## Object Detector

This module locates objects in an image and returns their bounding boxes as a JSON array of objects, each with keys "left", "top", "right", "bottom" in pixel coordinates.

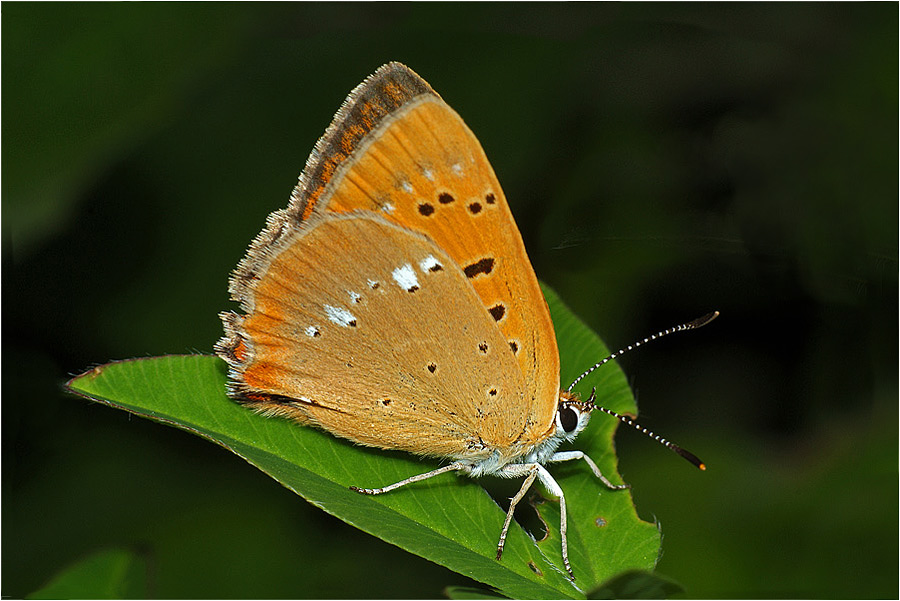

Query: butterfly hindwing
[{"left": 219, "top": 211, "right": 532, "bottom": 460}]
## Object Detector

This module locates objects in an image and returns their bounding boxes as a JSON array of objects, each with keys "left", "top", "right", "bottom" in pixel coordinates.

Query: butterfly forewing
[{"left": 291, "top": 63, "right": 560, "bottom": 447}]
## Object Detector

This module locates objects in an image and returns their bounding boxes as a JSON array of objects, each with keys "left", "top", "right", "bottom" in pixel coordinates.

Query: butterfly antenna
[
  {"left": 566, "top": 311, "right": 719, "bottom": 393},
  {"left": 568, "top": 312, "right": 719, "bottom": 471}
]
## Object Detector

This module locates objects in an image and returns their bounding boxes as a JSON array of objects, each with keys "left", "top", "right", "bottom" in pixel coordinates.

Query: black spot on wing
[
  {"left": 464, "top": 258, "right": 494, "bottom": 279},
  {"left": 488, "top": 304, "right": 506, "bottom": 321}
]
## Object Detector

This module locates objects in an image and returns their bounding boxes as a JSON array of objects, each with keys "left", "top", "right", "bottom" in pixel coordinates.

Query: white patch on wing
[
  {"left": 419, "top": 255, "right": 442, "bottom": 273},
  {"left": 324, "top": 305, "right": 357, "bottom": 327},
  {"left": 392, "top": 264, "right": 419, "bottom": 292}
]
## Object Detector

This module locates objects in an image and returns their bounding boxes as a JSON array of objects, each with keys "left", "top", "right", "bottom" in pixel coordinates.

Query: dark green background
[{"left": 4, "top": 3, "right": 897, "bottom": 598}]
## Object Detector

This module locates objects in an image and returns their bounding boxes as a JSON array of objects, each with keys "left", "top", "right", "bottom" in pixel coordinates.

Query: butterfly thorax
[{"left": 460, "top": 390, "right": 593, "bottom": 477}]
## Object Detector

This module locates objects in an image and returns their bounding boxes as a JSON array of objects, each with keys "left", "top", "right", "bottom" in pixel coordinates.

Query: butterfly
[{"left": 215, "top": 62, "right": 711, "bottom": 578}]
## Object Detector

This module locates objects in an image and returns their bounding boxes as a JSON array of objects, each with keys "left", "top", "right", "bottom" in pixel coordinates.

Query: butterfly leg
[
  {"left": 350, "top": 462, "right": 468, "bottom": 495},
  {"left": 549, "top": 450, "right": 630, "bottom": 490},
  {"left": 498, "top": 464, "right": 576, "bottom": 578},
  {"left": 495, "top": 465, "right": 538, "bottom": 562},
  {"left": 532, "top": 464, "right": 575, "bottom": 578}
]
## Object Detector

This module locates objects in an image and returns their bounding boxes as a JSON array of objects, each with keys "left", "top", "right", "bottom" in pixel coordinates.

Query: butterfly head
[
  {"left": 521, "top": 390, "right": 595, "bottom": 466},
  {"left": 554, "top": 389, "right": 594, "bottom": 444}
]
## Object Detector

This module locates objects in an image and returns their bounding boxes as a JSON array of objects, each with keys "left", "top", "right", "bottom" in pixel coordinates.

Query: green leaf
[
  {"left": 28, "top": 547, "right": 147, "bottom": 599},
  {"left": 66, "top": 283, "right": 660, "bottom": 599}
]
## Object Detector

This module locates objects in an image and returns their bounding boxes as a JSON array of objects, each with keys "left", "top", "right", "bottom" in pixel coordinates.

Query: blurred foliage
[
  {"left": 587, "top": 570, "right": 684, "bottom": 599},
  {"left": 4, "top": 3, "right": 897, "bottom": 599},
  {"left": 27, "top": 548, "right": 147, "bottom": 599},
  {"left": 443, "top": 585, "right": 509, "bottom": 600}
]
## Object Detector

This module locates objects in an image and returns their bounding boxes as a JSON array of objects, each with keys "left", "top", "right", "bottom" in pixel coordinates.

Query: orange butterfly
[{"left": 215, "top": 62, "right": 712, "bottom": 578}]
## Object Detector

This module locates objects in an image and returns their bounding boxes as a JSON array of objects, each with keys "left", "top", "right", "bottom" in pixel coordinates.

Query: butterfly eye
[{"left": 559, "top": 406, "right": 579, "bottom": 433}]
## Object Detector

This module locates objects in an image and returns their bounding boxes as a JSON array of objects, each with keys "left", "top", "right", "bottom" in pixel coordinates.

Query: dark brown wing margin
[{"left": 288, "top": 62, "right": 438, "bottom": 221}]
